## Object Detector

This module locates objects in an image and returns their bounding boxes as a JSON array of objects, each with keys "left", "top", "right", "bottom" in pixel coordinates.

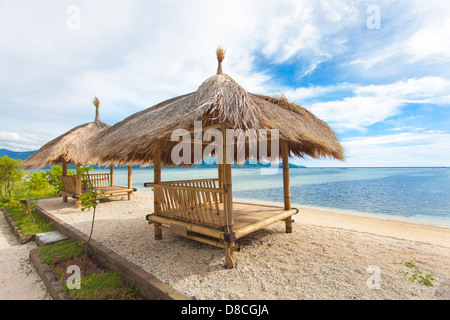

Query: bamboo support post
[
  {"left": 62, "top": 160, "right": 68, "bottom": 202},
  {"left": 223, "top": 124, "right": 235, "bottom": 268},
  {"left": 127, "top": 165, "right": 132, "bottom": 200},
  {"left": 76, "top": 164, "right": 81, "bottom": 208},
  {"left": 218, "top": 164, "right": 224, "bottom": 202},
  {"left": 282, "top": 140, "right": 293, "bottom": 233},
  {"left": 110, "top": 164, "right": 114, "bottom": 187},
  {"left": 153, "top": 147, "right": 162, "bottom": 240}
]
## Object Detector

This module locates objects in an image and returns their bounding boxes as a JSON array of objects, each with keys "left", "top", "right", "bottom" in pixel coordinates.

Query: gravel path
[
  {"left": 0, "top": 210, "right": 51, "bottom": 300},
  {"left": 39, "top": 193, "right": 450, "bottom": 300}
]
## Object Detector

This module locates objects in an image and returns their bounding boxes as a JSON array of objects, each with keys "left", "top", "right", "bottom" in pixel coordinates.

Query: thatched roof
[
  {"left": 89, "top": 48, "right": 344, "bottom": 167},
  {"left": 21, "top": 98, "right": 110, "bottom": 169}
]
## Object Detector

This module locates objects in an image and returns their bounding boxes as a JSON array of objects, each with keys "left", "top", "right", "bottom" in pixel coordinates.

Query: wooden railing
[
  {"left": 60, "top": 173, "right": 112, "bottom": 192},
  {"left": 86, "top": 173, "right": 111, "bottom": 188},
  {"left": 145, "top": 178, "right": 226, "bottom": 228}
]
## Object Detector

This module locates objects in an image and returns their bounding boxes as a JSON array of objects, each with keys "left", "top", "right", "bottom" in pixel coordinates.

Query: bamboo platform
[
  {"left": 146, "top": 202, "right": 298, "bottom": 247},
  {"left": 145, "top": 140, "right": 297, "bottom": 268}
]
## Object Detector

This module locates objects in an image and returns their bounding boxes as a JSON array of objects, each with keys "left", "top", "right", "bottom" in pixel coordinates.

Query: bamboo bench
[
  {"left": 58, "top": 173, "right": 136, "bottom": 203},
  {"left": 144, "top": 178, "right": 298, "bottom": 259}
]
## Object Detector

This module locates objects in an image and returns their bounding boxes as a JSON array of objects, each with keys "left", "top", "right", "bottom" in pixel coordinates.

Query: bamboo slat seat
[{"left": 58, "top": 173, "right": 136, "bottom": 201}]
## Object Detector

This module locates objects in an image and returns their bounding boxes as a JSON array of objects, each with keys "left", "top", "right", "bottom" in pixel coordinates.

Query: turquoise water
[{"left": 95, "top": 167, "right": 450, "bottom": 228}]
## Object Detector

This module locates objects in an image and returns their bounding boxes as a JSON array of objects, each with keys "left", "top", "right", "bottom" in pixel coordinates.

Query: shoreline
[
  {"left": 233, "top": 197, "right": 450, "bottom": 248},
  {"left": 235, "top": 196, "right": 450, "bottom": 228}
]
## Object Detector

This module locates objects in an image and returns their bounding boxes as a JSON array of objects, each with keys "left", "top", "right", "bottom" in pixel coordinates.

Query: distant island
[
  {"left": 0, "top": 149, "right": 306, "bottom": 169},
  {"left": 0, "top": 148, "right": 36, "bottom": 161}
]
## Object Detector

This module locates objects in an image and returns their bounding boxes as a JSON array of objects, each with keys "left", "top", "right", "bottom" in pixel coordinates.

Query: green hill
[{"left": 0, "top": 149, "right": 36, "bottom": 161}]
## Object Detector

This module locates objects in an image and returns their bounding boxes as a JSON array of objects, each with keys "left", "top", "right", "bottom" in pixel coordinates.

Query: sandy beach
[{"left": 37, "top": 192, "right": 450, "bottom": 300}]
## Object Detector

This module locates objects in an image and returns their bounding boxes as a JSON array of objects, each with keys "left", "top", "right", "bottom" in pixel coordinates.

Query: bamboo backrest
[
  {"left": 59, "top": 176, "right": 77, "bottom": 193},
  {"left": 88, "top": 173, "right": 111, "bottom": 188},
  {"left": 59, "top": 173, "right": 112, "bottom": 194},
  {"left": 146, "top": 179, "right": 225, "bottom": 228}
]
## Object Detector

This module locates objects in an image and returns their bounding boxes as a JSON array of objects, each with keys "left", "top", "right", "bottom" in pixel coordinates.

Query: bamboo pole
[
  {"left": 76, "top": 164, "right": 81, "bottom": 208},
  {"left": 110, "top": 164, "right": 114, "bottom": 187},
  {"left": 281, "top": 140, "right": 293, "bottom": 233},
  {"left": 159, "top": 226, "right": 226, "bottom": 249},
  {"left": 144, "top": 182, "right": 224, "bottom": 193},
  {"left": 148, "top": 215, "right": 226, "bottom": 240},
  {"left": 223, "top": 123, "right": 235, "bottom": 268},
  {"left": 153, "top": 147, "right": 162, "bottom": 240},
  {"left": 62, "top": 160, "right": 68, "bottom": 202},
  {"left": 127, "top": 165, "right": 132, "bottom": 200},
  {"left": 218, "top": 164, "right": 224, "bottom": 202}
]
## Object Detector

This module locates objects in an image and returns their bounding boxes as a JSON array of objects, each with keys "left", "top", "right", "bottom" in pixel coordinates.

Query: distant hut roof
[
  {"left": 22, "top": 98, "right": 110, "bottom": 169},
  {"left": 89, "top": 48, "right": 344, "bottom": 166}
]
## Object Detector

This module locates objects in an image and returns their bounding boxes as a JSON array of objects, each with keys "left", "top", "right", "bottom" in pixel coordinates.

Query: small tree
[
  {"left": 79, "top": 189, "right": 103, "bottom": 276},
  {"left": 0, "top": 156, "right": 24, "bottom": 201},
  {"left": 21, "top": 171, "right": 50, "bottom": 223}
]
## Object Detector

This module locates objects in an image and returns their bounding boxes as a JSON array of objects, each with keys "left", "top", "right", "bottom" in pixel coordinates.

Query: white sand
[
  {"left": 0, "top": 210, "right": 51, "bottom": 300},
  {"left": 38, "top": 193, "right": 450, "bottom": 300}
]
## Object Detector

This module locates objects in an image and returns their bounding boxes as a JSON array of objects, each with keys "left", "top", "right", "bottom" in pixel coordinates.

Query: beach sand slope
[{"left": 39, "top": 193, "right": 450, "bottom": 300}]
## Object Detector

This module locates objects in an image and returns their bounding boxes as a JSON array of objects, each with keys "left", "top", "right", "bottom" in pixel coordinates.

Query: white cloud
[
  {"left": 299, "top": 77, "right": 450, "bottom": 131},
  {"left": 297, "top": 130, "right": 450, "bottom": 167},
  {"left": 349, "top": 1, "right": 450, "bottom": 73},
  {"left": 340, "top": 131, "right": 450, "bottom": 167},
  {"left": 0, "top": 131, "right": 47, "bottom": 151}
]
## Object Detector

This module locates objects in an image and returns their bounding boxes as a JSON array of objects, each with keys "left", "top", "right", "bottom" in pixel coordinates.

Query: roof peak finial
[
  {"left": 216, "top": 47, "right": 226, "bottom": 74},
  {"left": 93, "top": 97, "right": 100, "bottom": 122}
]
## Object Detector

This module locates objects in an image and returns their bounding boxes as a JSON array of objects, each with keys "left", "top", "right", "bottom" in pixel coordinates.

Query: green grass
[
  {"left": 37, "top": 239, "right": 82, "bottom": 264},
  {"left": 3, "top": 204, "right": 55, "bottom": 237},
  {"left": 70, "top": 271, "right": 142, "bottom": 300},
  {"left": 37, "top": 240, "right": 142, "bottom": 300}
]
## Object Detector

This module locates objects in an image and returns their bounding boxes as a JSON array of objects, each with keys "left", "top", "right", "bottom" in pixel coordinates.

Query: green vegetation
[
  {"left": 37, "top": 240, "right": 142, "bottom": 300},
  {"left": 78, "top": 188, "right": 104, "bottom": 276},
  {"left": 3, "top": 201, "right": 54, "bottom": 237},
  {"left": 0, "top": 156, "right": 71, "bottom": 236},
  {"left": 0, "top": 156, "right": 69, "bottom": 203},
  {"left": 396, "top": 260, "right": 435, "bottom": 287},
  {"left": 38, "top": 239, "right": 83, "bottom": 264}
]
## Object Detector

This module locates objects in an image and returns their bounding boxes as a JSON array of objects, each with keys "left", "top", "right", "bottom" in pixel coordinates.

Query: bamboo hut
[
  {"left": 22, "top": 98, "right": 136, "bottom": 207},
  {"left": 89, "top": 48, "right": 344, "bottom": 268}
]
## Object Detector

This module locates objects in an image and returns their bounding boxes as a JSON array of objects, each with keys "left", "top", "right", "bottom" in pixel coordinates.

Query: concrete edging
[
  {"left": 2, "top": 208, "right": 35, "bottom": 244},
  {"left": 34, "top": 204, "right": 190, "bottom": 300},
  {"left": 29, "top": 248, "right": 71, "bottom": 300}
]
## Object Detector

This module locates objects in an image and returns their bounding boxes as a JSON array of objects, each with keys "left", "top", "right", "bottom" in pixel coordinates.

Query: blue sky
[{"left": 0, "top": 0, "right": 449, "bottom": 167}]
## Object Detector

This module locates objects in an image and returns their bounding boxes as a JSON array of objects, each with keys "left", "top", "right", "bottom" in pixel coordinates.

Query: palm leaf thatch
[
  {"left": 89, "top": 48, "right": 344, "bottom": 167},
  {"left": 21, "top": 98, "right": 110, "bottom": 169}
]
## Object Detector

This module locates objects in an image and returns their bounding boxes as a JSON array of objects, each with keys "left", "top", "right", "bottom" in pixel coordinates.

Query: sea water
[{"left": 95, "top": 167, "right": 450, "bottom": 228}]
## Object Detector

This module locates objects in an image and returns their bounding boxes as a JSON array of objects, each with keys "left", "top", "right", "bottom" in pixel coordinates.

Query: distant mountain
[
  {"left": 0, "top": 149, "right": 36, "bottom": 161},
  {"left": 192, "top": 159, "right": 306, "bottom": 169}
]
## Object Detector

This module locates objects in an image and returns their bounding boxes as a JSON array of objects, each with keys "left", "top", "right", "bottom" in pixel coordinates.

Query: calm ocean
[{"left": 95, "top": 167, "right": 450, "bottom": 228}]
